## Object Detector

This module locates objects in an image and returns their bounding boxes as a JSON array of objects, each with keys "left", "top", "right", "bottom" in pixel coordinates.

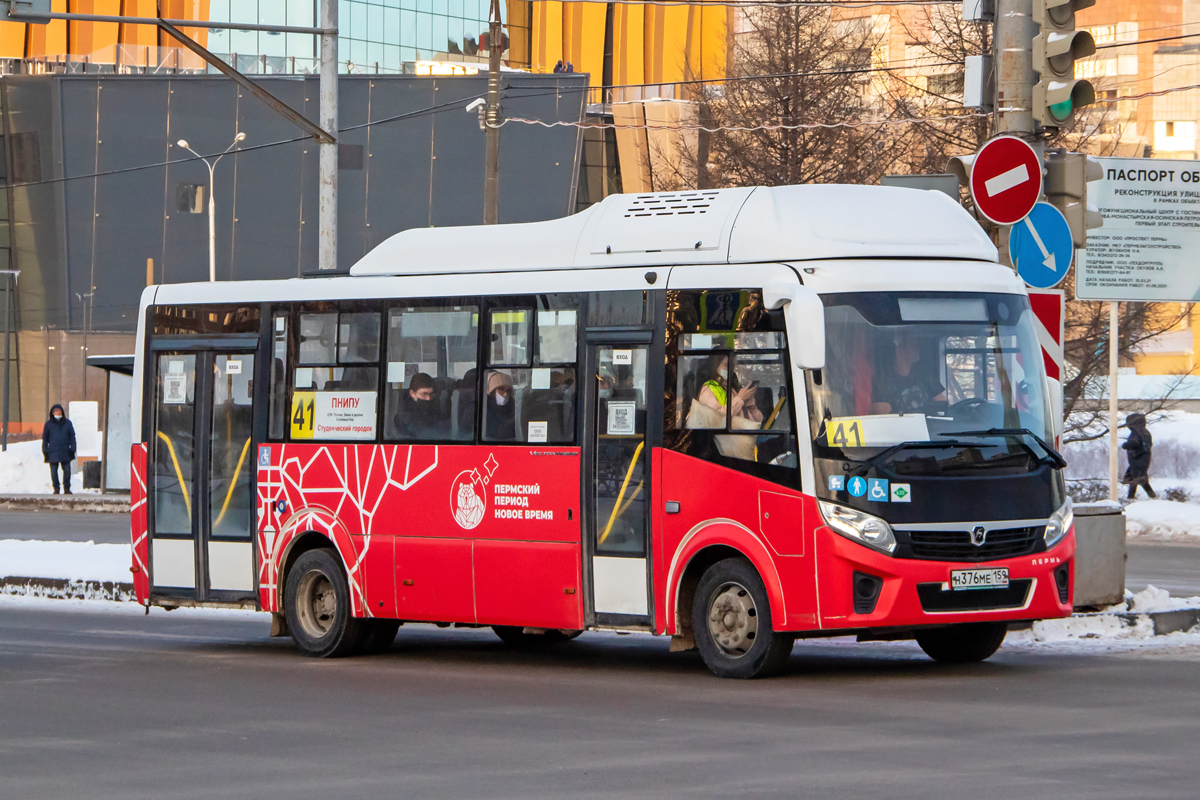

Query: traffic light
[
  {"left": 1045, "top": 150, "right": 1103, "bottom": 247},
  {"left": 1032, "top": 0, "right": 1097, "bottom": 128},
  {"left": 0, "top": 1, "right": 51, "bottom": 23}
]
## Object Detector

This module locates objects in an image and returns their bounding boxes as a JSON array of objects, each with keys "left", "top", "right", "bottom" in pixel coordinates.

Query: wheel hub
[
  {"left": 296, "top": 570, "right": 336, "bottom": 639},
  {"left": 708, "top": 581, "right": 758, "bottom": 657}
]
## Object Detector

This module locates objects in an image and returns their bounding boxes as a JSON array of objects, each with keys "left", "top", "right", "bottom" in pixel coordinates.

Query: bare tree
[{"left": 658, "top": 6, "right": 911, "bottom": 190}]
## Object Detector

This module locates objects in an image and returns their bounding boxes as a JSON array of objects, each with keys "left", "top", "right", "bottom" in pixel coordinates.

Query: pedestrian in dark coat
[
  {"left": 1121, "top": 412, "right": 1155, "bottom": 500},
  {"left": 42, "top": 403, "right": 76, "bottom": 495}
]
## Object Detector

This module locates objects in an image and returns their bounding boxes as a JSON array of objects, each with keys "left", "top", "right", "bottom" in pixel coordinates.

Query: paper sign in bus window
[
  {"left": 163, "top": 375, "right": 187, "bottom": 404},
  {"left": 225, "top": 360, "right": 242, "bottom": 375},
  {"left": 528, "top": 421, "right": 548, "bottom": 443},
  {"left": 825, "top": 414, "right": 931, "bottom": 448},
  {"left": 607, "top": 401, "right": 636, "bottom": 435}
]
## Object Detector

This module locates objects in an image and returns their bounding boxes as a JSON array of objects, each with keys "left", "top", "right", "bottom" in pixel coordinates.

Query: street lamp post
[{"left": 176, "top": 132, "right": 247, "bottom": 282}]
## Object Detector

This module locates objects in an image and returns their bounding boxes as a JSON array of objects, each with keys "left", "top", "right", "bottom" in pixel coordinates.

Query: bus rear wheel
[
  {"left": 693, "top": 558, "right": 793, "bottom": 679},
  {"left": 915, "top": 622, "right": 1007, "bottom": 664},
  {"left": 284, "top": 548, "right": 367, "bottom": 658}
]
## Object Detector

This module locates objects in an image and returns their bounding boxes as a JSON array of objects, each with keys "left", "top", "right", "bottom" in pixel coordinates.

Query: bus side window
[
  {"left": 291, "top": 307, "right": 381, "bottom": 441},
  {"left": 664, "top": 289, "right": 799, "bottom": 487},
  {"left": 268, "top": 313, "right": 288, "bottom": 440},
  {"left": 484, "top": 295, "right": 580, "bottom": 444},
  {"left": 384, "top": 302, "right": 480, "bottom": 442}
]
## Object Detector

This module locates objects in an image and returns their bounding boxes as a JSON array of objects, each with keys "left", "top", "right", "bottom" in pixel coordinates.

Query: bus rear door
[{"left": 148, "top": 341, "right": 259, "bottom": 604}]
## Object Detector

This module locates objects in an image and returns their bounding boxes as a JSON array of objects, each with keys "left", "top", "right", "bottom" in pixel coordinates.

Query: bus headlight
[
  {"left": 1044, "top": 498, "right": 1074, "bottom": 549},
  {"left": 818, "top": 501, "right": 896, "bottom": 555}
]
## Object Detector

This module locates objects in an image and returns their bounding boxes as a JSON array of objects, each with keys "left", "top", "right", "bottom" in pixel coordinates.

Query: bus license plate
[{"left": 950, "top": 568, "right": 1009, "bottom": 591}]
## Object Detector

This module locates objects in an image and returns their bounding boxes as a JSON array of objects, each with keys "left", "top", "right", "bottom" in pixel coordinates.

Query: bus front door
[
  {"left": 149, "top": 348, "right": 258, "bottom": 604},
  {"left": 586, "top": 343, "right": 653, "bottom": 628}
]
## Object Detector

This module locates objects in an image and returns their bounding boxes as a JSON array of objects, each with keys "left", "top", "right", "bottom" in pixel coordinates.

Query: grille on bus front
[{"left": 900, "top": 526, "right": 1044, "bottom": 562}]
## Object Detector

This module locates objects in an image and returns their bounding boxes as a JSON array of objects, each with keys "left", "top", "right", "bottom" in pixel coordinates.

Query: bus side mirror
[
  {"left": 1046, "top": 376, "right": 1063, "bottom": 440},
  {"left": 763, "top": 283, "right": 825, "bottom": 371}
]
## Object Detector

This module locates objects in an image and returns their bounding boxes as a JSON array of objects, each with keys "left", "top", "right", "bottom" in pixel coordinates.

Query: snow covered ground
[
  {"left": 0, "top": 440, "right": 95, "bottom": 494},
  {"left": 1065, "top": 409, "right": 1200, "bottom": 541},
  {"left": 0, "top": 539, "right": 129, "bottom": 581}
]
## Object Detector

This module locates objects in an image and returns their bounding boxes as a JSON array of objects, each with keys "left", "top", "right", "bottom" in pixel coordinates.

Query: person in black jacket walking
[
  {"left": 42, "top": 403, "right": 76, "bottom": 495},
  {"left": 1121, "top": 412, "right": 1156, "bottom": 500}
]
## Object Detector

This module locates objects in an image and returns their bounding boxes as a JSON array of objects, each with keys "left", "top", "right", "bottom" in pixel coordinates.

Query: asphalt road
[
  {"left": 1125, "top": 543, "right": 1200, "bottom": 596},
  {"left": 5, "top": 511, "right": 1200, "bottom": 595},
  {"left": 0, "top": 603, "right": 1198, "bottom": 799},
  {"left": 0, "top": 510, "right": 129, "bottom": 543}
]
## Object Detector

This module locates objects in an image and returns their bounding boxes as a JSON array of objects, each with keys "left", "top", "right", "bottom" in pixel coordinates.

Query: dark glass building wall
[{"left": 2, "top": 71, "right": 587, "bottom": 335}]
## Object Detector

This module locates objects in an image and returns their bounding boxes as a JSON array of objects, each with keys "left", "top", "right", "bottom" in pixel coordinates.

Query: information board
[{"left": 1076, "top": 157, "right": 1200, "bottom": 301}]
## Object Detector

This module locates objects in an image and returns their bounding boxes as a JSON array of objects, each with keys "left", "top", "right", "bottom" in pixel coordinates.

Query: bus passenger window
[
  {"left": 664, "top": 289, "right": 799, "bottom": 487},
  {"left": 490, "top": 309, "right": 531, "bottom": 366},
  {"left": 290, "top": 308, "right": 381, "bottom": 441},
  {"left": 484, "top": 296, "right": 579, "bottom": 444},
  {"left": 384, "top": 304, "right": 478, "bottom": 442},
  {"left": 268, "top": 314, "right": 287, "bottom": 440}
]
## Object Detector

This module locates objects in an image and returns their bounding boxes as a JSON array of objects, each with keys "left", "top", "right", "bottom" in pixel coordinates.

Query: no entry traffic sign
[{"left": 969, "top": 136, "right": 1043, "bottom": 226}]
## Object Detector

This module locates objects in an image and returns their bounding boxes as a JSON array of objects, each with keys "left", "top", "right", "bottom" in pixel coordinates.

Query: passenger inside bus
[
  {"left": 484, "top": 370, "right": 516, "bottom": 440},
  {"left": 685, "top": 353, "right": 763, "bottom": 460},
  {"left": 393, "top": 372, "right": 447, "bottom": 439},
  {"left": 871, "top": 329, "right": 946, "bottom": 414}
]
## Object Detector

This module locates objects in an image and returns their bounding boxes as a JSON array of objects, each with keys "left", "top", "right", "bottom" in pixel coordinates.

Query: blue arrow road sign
[{"left": 1009, "top": 201, "right": 1073, "bottom": 289}]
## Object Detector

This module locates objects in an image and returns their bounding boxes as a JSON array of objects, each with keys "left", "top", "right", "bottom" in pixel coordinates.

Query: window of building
[
  {"left": 665, "top": 289, "right": 798, "bottom": 487},
  {"left": 384, "top": 301, "right": 480, "bottom": 441},
  {"left": 177, "top": 183, "right": 204, "bottom": 214}
]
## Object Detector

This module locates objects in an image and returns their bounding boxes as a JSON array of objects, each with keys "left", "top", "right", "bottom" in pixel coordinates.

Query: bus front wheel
[
  {"left": 915, "top": 622, "right": 1007, "bottom": 663},
  {"left": 284, "top": 548, "right": 367, "bottom": 658},
  {"left": 693, "top": 558, "right": 794, "bottom": 679}
]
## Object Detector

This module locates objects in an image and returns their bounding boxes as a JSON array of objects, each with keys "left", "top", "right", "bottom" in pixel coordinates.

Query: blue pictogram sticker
[
  {"left": 847, "top": 476, "right": 867, "bottom": 497},
  {"left": 868, "top": 478, "right": 890, "bottom": 502},
  {"left": 829, "top": 475, "right": 845, "bottom": 491}
]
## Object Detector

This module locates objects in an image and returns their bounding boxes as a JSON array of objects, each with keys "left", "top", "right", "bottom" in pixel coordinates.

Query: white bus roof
[{"left": 349, "top": 184, "right": 998, "bottom": 277}]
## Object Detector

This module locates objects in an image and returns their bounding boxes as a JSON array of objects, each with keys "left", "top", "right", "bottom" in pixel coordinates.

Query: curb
[
  {"left": 1, "top": 576, "right": 136, "bottom": 602},
  {"left": 1115, "top": 608, "right": 1200, "bottom": 636},
  {"left": 0, "top": 494, "right": 129, "bottom": 514}
]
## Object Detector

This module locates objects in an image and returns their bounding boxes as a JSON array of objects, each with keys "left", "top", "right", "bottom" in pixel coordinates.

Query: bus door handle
[{"left": 665, "top": 501, "right": 681, "bottom": 514}]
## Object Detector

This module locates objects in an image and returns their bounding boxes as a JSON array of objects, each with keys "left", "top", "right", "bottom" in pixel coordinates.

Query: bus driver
[{"left": 871, "top": 330, "right": 945, "bottom": 415}]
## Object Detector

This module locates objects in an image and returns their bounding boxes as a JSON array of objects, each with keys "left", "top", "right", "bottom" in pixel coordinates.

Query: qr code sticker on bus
[{"left": 607, "top": 401, "right": 636, "bottom": 435}]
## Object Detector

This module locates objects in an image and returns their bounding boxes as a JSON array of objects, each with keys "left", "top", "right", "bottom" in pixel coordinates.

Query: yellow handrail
[
  {"left": 213, "top": 436, "right": 252, "bottom": 529},
  {"left": 598, "top": 439, "right": 644, "bottom": 545},
  {"left": 156, "top": 430, "right": 191, "bottom": 521}
]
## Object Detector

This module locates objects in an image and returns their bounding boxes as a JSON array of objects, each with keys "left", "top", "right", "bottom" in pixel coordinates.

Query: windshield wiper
[
  {"left": 849, "top": 439, "right": 977, "bottom": 473},
  {"left": 938, "top": 428, "right": 1067, "bottom": 469}
]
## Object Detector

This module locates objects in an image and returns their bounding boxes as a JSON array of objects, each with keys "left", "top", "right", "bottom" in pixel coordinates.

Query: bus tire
[
  {"left": 915, "top": 622, "right": 1007, "bottom": 664},
  {"left": 360, "top": 619, "right": 401, "bottom": 655},
  {"left": 693, "top": 557, "right": 793, "bottom": 679},
  {"left": 284, "top": 548, "right": 367, "bottom": 658},
  {"left": 491, "top": 626, "right": 578, "bottom": 646}
]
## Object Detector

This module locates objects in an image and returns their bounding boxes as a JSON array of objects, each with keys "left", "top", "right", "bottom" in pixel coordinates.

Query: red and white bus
[{"left": 130, "top": 184, "right": 1074, "bottom": 678}]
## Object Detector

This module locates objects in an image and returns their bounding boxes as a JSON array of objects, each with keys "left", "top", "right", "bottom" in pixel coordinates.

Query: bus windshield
[{"left": 809, "top": 292, "right": 1054, "bottom": 475}]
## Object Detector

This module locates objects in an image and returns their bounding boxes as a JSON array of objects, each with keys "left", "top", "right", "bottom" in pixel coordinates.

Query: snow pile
[
  {"left": 0, "top": 440, "right": 89, "bottom": 495},
  {"left": 1009, "top": 585, "right": 1200, "bottom": 646},
  {"left": 0, "top": 539, "right": 129, "bottom": 581},
  {"left": 1121, "top": 584, "right": 1200, "bottom": 613},
  {"left": 1125, "top": 500, "right": 1200, "bottom": 541}
]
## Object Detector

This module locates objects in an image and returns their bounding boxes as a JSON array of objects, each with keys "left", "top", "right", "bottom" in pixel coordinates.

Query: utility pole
[
  {"left": 483, "top": 0, "right": 502, "bottom": 225},
  {"left": 319, "top": 0, "right": 339, "bottom": 268},
  {"left": 993, "top": 0, "right": 1036, "bottom": 136},
  {"left": 1108, "top": 302, "right": 1119, "bottom": 500},
  {"left": 1, "top": 271, "right": 15, "bottom": 452}
]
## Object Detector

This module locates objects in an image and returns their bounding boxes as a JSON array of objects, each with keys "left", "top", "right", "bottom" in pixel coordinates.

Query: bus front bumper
[{"left": 811, "top": 526, "right": 1076, "bottom": 631}]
